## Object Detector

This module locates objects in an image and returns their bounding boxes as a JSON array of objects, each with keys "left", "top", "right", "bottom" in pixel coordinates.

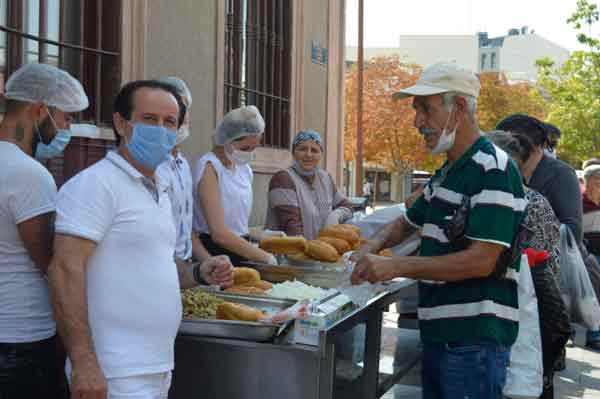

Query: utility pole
[{"left": 355, "top": 0, "right": 364, "bottom": 197}]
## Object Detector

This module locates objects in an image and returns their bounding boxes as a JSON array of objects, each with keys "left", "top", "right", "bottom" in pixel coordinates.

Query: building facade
[
  {"left": 346, "top": 28, "right": 570, "bottom": 81},
  {"left": 478, "top": 28, "right": 570, "bottom": 81},
  {"left": 0, "top": 0, "right": 347, "bottom": 227}
]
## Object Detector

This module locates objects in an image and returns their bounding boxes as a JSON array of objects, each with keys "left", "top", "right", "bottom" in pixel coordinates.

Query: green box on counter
[{"left": 293, "top": 293, "right": 355, "bottom": 346}]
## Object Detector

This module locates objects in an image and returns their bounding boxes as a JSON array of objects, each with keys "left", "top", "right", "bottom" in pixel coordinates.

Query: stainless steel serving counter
[{"left": 169, "top": 278, "right": 417, "bottom": 399}]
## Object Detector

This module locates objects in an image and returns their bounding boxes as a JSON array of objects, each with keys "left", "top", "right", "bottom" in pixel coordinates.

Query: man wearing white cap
[
  {"left": 351, "top": 63, "right": 525, "bottom": 398},
  {"left": 0, "top": 63, "right": 88, "bottom": 398}
]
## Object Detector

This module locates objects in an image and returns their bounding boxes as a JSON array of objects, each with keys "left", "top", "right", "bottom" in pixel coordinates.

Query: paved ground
[{"left": 377, "top": 313, "right": 600, "bottom": 398}]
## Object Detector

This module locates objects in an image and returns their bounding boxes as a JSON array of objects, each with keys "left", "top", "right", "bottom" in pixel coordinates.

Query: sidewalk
[{"left": 379, "top": 314, "right": 600, "bottom": 398}]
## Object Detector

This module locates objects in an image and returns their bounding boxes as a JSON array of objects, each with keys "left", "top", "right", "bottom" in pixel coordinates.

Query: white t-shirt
[
  {"left": 55, "top": 151, "right": 181, "bottom": 379},
  {"left": 192, "top": 152, "right": 253, "bottom": 237},
  {"left": 156, "top": 152, "right": 194, "bottom": 260},
  {"left": 0, "top": 142, "right": 56, "bottom": 343}
]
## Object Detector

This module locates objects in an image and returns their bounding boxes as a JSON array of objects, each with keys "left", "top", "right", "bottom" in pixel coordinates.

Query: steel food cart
[{"left": 170, "top": 266, "right": 418, "bottom": 399}]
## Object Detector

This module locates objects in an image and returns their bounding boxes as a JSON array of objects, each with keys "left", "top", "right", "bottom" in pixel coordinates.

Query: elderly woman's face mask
[{"left": 293, "top": 141, "right": 322, "bottom": 172}]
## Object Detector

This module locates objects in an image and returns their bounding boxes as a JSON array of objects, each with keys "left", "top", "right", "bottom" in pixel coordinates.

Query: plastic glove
[
  {"left": 324, "top": 209, "right": 341, "bottom": 227},
  {"left": 262, "top": 230, "right": 287, "bottom": 238},
  {"left": 248, "top": 227, "right": 264, "bottom": 242},
  {"left": 264, "top": 253, "right": 278, "bottom": 265},
  {"left": 199, "top": 255, "right": 234, "bottom": 287},
  {"left": 248, "top": 228, "right": 286, "bottom": 242}
]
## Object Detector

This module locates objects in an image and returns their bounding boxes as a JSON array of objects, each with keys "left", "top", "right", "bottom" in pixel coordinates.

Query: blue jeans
[
  {"left": 587, "top": 329, "right": 600, "bottom": 343},
  {"left": 422, "top": 340, "right": 510, "bottom": 399}
]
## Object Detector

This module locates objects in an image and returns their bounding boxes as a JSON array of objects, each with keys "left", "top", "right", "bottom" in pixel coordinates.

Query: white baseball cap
[{"left": 393, "top": 62, "right": 480, "bottom": 100}]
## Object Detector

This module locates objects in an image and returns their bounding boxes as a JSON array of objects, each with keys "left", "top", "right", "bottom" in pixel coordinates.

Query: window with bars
[
  {"left": 224, "top": 0, "right": 292, "bottom": 149},
  {"left": 0, "top": 0, "right": 121, "bottom": 125}
]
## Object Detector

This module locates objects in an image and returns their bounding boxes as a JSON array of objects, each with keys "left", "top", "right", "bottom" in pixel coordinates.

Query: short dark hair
[
  {"left": 112, "top": 80, "right": 187, "bottom": 145},
  {"left": 495, "top": 114, "right": 548, "bottom": 148},
  {"left": 544, "top": 122, "right": 561, "bottom": 149}
]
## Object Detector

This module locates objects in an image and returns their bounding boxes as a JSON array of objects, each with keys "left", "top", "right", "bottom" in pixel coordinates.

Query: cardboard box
[{"left": 293, "top": 294, "right": 355, "bottom": 346}]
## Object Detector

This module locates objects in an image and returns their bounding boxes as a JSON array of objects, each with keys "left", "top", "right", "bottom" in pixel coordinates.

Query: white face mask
[
  {"left": 226, "top": 145, "right": 256, "bottom": 165},
  {"left": 431, "top": 104, "right": 458, "bottom": 155},
  {"left": 175, "top": 125, "right": 190, "bottom": 145}
]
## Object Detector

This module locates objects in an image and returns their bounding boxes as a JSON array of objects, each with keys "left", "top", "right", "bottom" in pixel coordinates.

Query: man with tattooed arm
[{"left": 0, "top": 63, "right": 88, "bottom": 398}]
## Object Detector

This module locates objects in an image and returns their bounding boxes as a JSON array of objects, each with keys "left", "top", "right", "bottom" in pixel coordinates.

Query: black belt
[{"left": 0, "top": 336, "right": 55, "bottom": 350}]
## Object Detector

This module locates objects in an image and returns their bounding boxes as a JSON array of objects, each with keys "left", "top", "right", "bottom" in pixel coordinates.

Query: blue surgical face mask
[
  {"left": 125, "top": 123, "right": 177, "bottom": 170},
  {"left": 35, "top": 110, "right": 72, "bottom": 160}
]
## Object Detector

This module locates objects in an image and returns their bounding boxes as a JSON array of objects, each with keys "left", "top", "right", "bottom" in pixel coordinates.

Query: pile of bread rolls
[
  {"left": 223, "top": 267, "right": 273, "bottom": 296},
  {"left": 259, "top": 224, "right": 362, "bottom": 263}
]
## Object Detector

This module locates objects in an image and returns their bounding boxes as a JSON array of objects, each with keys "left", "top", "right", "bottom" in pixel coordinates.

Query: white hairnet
[
  {"left": 213, "top": 105, "right": 265, "bottom": 146},
  {"left": 158, "top": 76, "right": 192, "bottom": 107},
  {"left": 4, "top": 63, "right": 88, "bottom": 113}
]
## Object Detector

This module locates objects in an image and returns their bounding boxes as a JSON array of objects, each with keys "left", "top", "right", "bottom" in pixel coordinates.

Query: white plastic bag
[
  {"left": 260, "top": 299, "right": 309, "bottom": 324},
  {"left": 504, "top": 255, "right": 543, "bottom": 399},
  {"left": 336, "top": 255, "right": 383, "bottom": 306},
  {"left": 559, "top": 225, "right": 600, "bottom": 330}
]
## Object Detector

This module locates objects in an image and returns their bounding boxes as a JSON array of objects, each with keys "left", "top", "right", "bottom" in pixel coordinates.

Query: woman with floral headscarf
[{"left": 265, "top": 129, "right": 353, "bottom": 240}]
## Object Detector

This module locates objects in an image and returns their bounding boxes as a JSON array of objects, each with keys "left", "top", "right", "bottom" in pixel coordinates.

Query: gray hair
[{"left": 442, "top": 91, "right": 477, "bottom": 120}]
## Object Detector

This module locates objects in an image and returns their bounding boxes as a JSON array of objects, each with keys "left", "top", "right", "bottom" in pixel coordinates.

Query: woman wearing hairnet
[
  {"left": 265, "top": 129, "right": 353, "bottom": 240},
  {"left": 192, "top": 105, "right": 277, "bottom": 265}
]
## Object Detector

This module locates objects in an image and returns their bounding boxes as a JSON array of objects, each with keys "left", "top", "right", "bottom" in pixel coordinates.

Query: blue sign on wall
[{"left": 311, "top": 40, "right": 328, "bottom": 65}]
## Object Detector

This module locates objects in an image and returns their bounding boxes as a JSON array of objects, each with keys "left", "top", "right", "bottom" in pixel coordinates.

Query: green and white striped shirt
[{"left": 406, "top": 136, "right": 525, "bottom": 345}]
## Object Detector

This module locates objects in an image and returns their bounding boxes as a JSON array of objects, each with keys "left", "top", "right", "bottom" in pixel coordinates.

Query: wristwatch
[{"left": 192, "top": 262, "right": 208, "bottom": 285}]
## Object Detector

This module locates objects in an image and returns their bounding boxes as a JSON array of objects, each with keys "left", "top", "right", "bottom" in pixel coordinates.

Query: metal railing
[{"left": 224, "top": 0, "right": 292, "bottom": 149}]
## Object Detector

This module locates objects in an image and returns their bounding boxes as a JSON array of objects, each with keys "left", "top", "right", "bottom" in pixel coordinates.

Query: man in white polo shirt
[
  {"left": 47, "top": 80, "right": 233, "bottom": 399},
  {"left": 0, "top": 63, "right": 88, "bottom": 399}
]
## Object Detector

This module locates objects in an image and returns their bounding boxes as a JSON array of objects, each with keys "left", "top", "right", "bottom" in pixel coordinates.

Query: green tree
[
  {"left": 477, "top": 72, "right": 546, "bottom": 132},
  {"left": 536, "top": 0, "right": 600, "bottom": 166}
]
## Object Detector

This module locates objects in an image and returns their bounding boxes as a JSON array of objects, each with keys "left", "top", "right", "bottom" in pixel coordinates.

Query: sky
[{"left": 345, "top": 0, "right": 600, "bottom": 52}]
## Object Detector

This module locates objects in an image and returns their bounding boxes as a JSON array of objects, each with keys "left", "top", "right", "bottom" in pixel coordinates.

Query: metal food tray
[
  {"left": 280, "top": 254, "right": 347, "bottom": 270},
  {"left": 179, "top": 290, "right": 296, "bottom": 342},
  {"left": 241, "top": 260, "right": 349, "bottom": 289}
]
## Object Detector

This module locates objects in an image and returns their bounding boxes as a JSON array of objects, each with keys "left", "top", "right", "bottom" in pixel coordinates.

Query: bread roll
[
  {"left": 241, "top": 280, "right": 273, "bottom": 290},
  {"left": 216, "top": 302, "right": 264, "bottom": 322},
  {"left": 378, "top": 249, "right": 394, "bottom": 257},
  {"left": 305, "top": 240, "right": 340, "bottom": 263},
  {"left": 340, "top": 224, "right": 362, "bottom": 236},
  {"left": 318, "top": 236, "right": 351, "bottom": 255},
  {"left": 319, "top": 225, "right": 360, "bottom": 247},
  {"left": 287, "top": 252, "right": 311, "bottom": 262},
  {"left": 259, "top": 236, "right": 307, "bottom": 255},
  {"left": 338, "top": 225, "right": 362, "bottom": 248},
  {"left": 233, "top": 267, "right": 261, "bottom": 285},
  {"left": 224, "top": 285, "right": 266, "bottom": 295}
]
